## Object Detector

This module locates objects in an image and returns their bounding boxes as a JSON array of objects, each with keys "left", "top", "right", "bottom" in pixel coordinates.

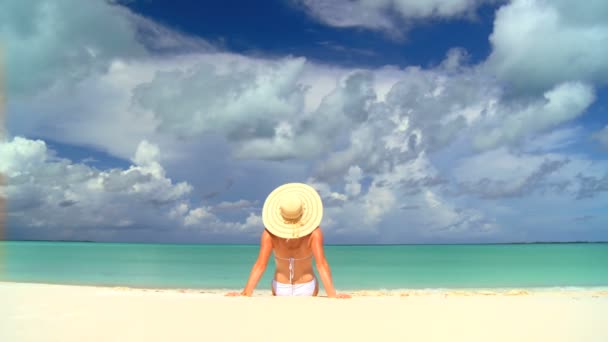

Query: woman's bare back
[
  {"left": 227, "top": 227, "right": 349, "bottom": 298},
  {"left": 270, "top": 232, "right": 316, "bottom": 284}
]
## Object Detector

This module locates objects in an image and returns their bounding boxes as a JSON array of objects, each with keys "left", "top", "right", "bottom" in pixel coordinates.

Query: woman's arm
[
  {"left": 228, "top": 229, "right": 273, "bottom": 296},
  {"left": 311, "top": 228, "right": 350, "bottom": 299}
]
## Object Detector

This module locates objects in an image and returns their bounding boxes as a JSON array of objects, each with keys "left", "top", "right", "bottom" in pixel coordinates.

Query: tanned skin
[{"left": 226, "top": 227, "right": 350, "bottom": 298}]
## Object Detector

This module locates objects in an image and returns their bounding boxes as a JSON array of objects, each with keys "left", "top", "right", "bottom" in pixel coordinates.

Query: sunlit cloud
[{"left": 3, "top": 0, "right": 607, "bottom": 243}]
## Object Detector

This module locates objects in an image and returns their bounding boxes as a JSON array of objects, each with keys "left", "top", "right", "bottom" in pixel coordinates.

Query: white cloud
[
  {"left": 306, "top": 179, "right": 349, "bottom": 207},
  {"left": 315, "top": 175, "right": 498, "bottom": 242},
  {"left": 133, "top": 57, "right": 308, "bottom": 140},
  {"left": 1, "top": 137, "right": 191, "bottom": 232},
  {"left": 169, "top": 203, "right": 189, "bottom": 220},
  {"left": 362, "top": 183, "right": 396, "bottom": 225},
  {"left": 486, "top": 0, "right": 608, "bottom": 92},
  {"left": 306, "top": 147, "right": 497, "bottom": 241},
  {"left": 131, "top": 140, "right": 164, "bottom": 178},
  {"left": 452, "top": 145, "right": 608, "bottom": 200},
  {"left": 296, "top": 0, "right": 494, "bottom": 33},
  {"left": 416, "top": 190, "right": 497, "bottom": 237},
  {"left": 184, "top": 207, "right": 213, "bottom": 226},
  {"left": 213, "top": 199, "right": 258, "bottom": 211},
  {"left": 0, "top": 0, "right": 210, "bottom": 96},
  {"left": 453, "top": 147, "right": 569, "bottom": 199},
  {"left": 523, "top": 127, "right": 583, "bottom": 153},
  {"left": 344, "top": 166, "right": 363, "bottom": 197},
  {"left": 10, "top": 48, "right": 369, "bottom": 163},
  {"left": 473, "top": 82, "right": 595, "bottom": 150},
  {"left": 9, "top": 16, "right": 503, "bottom": 171},
  {"left": 1, "top": 136, "right": 268, "bottom": 240},
  {"left": 4, "top": 0, "right": 607, "bottom": 243},
  {"left": 314, "top": 60, "right": 499, "bottom": 181},
  {"left": 169, "top": 201, "right": 263, "bottom": 235}
]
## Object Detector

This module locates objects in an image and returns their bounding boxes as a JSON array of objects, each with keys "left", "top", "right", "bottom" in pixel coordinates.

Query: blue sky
[
  {"left": 1, "top": 0, "right": 607, "bottom": 244},
  {"left": 118, "top": 0, "right": 497, "bottom": 67}
]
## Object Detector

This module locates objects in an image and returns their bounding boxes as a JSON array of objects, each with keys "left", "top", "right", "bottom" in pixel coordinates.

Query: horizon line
[{"left": 2, "top": 239, "right": 607, "bottom": 246}]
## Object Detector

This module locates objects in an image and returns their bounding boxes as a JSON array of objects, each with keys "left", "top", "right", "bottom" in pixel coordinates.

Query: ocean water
[{"left": 1, "top": 241, "right": 607, "bottom": 291}]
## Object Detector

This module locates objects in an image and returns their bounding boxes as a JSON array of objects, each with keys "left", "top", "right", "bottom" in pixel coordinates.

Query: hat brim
[{"left": 262, "top": 183, "right": 323, "bottom": 239}]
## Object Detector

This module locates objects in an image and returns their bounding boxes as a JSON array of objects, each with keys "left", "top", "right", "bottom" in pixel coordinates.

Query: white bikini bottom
[{"left": 272, "top": 278, "right": 316, "bottom": 296}]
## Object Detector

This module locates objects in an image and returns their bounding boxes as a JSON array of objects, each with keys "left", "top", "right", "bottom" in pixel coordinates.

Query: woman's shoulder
[
  {"left": 306, "top": 227, "right": 323, "bottom": 247},
  {"left": 311, "top": 227, "right": 323, "bottom": 239}
]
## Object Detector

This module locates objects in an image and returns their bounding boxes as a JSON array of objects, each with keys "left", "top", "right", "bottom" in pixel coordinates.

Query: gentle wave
[{"left": 6, "top": 281, "right": 607, "bottom": 298}]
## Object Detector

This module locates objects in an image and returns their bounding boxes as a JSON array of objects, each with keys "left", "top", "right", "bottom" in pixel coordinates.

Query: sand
[{"left": 2, "top": 282, "right": 607, "bottom": 342}]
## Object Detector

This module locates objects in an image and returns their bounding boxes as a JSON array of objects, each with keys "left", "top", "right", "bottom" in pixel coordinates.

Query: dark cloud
[
  {"left": 58, "top": 200, "right": 77, "bottom": 208},
  {"left": 572, "top": 215, "right": 594, "bottom": 222},
  {"left": 454, "top": 159, "right": 570, "bottom": 199},
  {"left": 575, "top": 173, "right": 608, "bottom": 199},
  {"left": 202, "top": 191, "right": 221, "bottom": 200},
  {"left": 399, "top": 205, "right": 421, "bottom": 210}
]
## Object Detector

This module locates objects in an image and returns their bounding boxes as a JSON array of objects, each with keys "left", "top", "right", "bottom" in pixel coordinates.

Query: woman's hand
[
  {"left": 225, "top": 291, "right": 250, "bottom": 297},
  {"left": 329, "top": 293, "right": 351, "bottom": 299}
]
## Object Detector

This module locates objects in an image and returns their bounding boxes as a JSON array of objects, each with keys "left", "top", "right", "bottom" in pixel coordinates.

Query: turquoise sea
[{"left": 1, "top": 241, "right": 607, "bottom": 291}]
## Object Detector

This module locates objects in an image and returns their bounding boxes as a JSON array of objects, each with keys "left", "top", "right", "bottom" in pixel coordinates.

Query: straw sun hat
[{"left": 262, "top": 183, "right": 323, "bottom": 239}]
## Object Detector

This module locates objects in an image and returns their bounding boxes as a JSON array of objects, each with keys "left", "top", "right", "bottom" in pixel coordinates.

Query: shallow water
[{"left": 1, "top": 241, "right": 607, "bottom": 290}]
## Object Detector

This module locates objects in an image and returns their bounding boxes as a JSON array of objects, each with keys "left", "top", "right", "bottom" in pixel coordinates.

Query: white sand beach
[{"left": 2, "top": 282, "right": 607, "bottom": 342}]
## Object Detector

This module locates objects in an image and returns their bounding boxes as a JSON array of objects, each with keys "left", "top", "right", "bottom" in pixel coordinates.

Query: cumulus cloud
[
  {"left": 306, "top": 179, "right": 348, "bottom": 207},
  {"left": 1, "top": 136, "right": 267, "bottom": 240},
  {"left": 236, "top": 68, "right": 378, "bottom": 160},
  {"left": 415, "top": 190, "right": 497, "bottom": 237},
  {"left": 295, "top": 0, "right": 494, "bottom": 33},
  {"left": 306, "top": 148, "right": 496, "bottom": 242},
  {"left": 5, "top": 0, "right": 607, "bottom": 243},
  {"left": 184, "top": 207, "right": 213, "bottom": 226},
  {"left": 317, "top": 177, "right": 497, "bottom": 242},
  {"left": 374, "top": 152, "right": 444, "bottom": 193},
  {"left": 213, "top": 199, "right": 258, "bottom": 211},
  {"left": 314, "top": 60, "right": 498, "bottom": 181},
  {"left": 133, "top": 57, "right": 308, "bottom": 140},
  {"left": 7, "top": 8, "right": 525, "bottom": 173},
  {"left": 1, "top": 0, "right": 133, "bottom": 94},
  {"left": 1, "top": 137, "right": 192, "bottom": 232},
  {"left": 3, "top": 0, "right": 213, "bottom": 160},
  {"left": 486, "top": 0, "right": 608, "bottom": 92},
  {"left": 453, "top": 148, "right": 570, "bottom": 199},
  {"left": 169, "top": 201, "right": 262, "bottom": 236},
  {"left": 361, "top": 183, "right": 397, "bottom": 225},
  {"left": 10, "top": 45, "right": 365, "bottom": 163},
  {"left": 473, "top": 82, "right": 595, "bottom": 150},
  {"left": 128, "top": 61, "right": 376, "bottom": 161},
  {"left": 344, "top": 166, "right": 363, "bottom": 197},
  {"left": 451, "top": 144, "right": 608, "bottom": 202},
  {"left": 0, "top": 0, "right": 201, "bottom": 96}
]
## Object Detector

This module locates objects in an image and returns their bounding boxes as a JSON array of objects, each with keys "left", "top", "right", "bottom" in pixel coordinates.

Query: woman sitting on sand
[{"left": 227, "top": 183, "right": 350, "bottom": 298}]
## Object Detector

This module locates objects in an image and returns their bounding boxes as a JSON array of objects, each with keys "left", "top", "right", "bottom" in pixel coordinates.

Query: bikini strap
[
  {"left": 274, "top": 254, "right": 313, "bottom": 286},
  {"left": 274, "top": 254, "right": 313, "bottom": 261}
]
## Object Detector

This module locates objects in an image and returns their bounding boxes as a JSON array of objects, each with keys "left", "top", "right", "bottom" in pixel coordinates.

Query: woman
[{"left": 226, "top": 183, "right": 350, "bottom": 298}]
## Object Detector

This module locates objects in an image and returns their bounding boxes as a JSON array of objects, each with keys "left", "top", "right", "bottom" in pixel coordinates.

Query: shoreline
[{"left": 2, "top": 280, "right": 608, "bottom": 297}]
